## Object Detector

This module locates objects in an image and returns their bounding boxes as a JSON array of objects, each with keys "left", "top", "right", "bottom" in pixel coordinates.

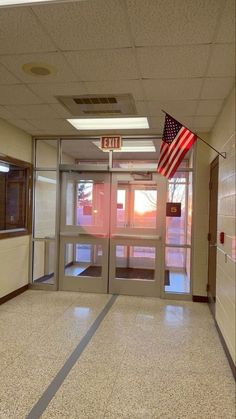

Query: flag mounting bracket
[{"left": 161, "top": 110, "right": 226, "bottom": 159}]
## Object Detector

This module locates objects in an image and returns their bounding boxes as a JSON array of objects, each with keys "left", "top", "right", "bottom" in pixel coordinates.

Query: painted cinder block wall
[{"left": 209, "top": 86, "right": 236, "bottom": 364}]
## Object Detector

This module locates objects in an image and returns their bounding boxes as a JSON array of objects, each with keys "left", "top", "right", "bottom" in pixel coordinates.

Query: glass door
[
  {"left": 59, "top": 172, "right": 110, "bottom": 293},
  {"left": 109, "top": 173, "right": 166, "bottom": 297}
]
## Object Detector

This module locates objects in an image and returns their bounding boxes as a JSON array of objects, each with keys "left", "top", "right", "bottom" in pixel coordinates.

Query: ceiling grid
[{"left": 0, "top": 0, "right": 234, "bottom": 136}]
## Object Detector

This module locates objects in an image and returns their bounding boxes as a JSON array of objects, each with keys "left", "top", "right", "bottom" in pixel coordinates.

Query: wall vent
[{"left": 57, "top": 94, "right": 137, "bottom": 116}]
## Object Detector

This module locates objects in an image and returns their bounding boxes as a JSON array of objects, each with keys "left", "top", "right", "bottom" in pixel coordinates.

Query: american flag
[{"left": 157, "top": 114, "right": 197, "bottom": 178}]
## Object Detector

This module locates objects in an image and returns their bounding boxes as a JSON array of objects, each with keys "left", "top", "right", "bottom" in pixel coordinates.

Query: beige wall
[
  {"left": 0, "top": 118, "right": 31, "bottom": 163},
  {"left": 209, "top": 86, "right": 235, "bottom": 364},
  {"left": 0, "top": 118, "right": 32, "bottom": 298},
  {"left": 192, "top": 139, "right": 210, "bottom": 296}
]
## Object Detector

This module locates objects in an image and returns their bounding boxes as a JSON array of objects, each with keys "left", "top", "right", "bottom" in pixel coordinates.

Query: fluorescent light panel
[
  {"left": 67, "top": 117, "right": 149, "bottom": 130},
  {"left": 93, "top": 140, "right": 156, "bottom": 153},
  {"left": 0, "top": 0, "right": 65, "bottom": 6}
]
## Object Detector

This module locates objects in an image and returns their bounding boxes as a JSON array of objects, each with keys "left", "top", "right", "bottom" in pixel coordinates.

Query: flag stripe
[
  {"left": 165, "top": 133, "right": 196, "bottom": 178},
  {"left": 158, "top": 126, "right": 186, "bottom": 169},
  {"left": 157, "top": 128, "right": 192, "bottom": 175},
  {"left": 162, "top": 130, "right": 194, "bottom": 176},
  {"left": 157, "top": 114, "right": 197, "bottom": 179},
  {"left": 167, "top": 138, "right": 196, "bottom": 179}
]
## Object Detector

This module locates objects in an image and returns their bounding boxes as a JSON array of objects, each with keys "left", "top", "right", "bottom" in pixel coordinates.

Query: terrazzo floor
[{"left": 0, "top": 290, "right": 235, "bottom": 418}]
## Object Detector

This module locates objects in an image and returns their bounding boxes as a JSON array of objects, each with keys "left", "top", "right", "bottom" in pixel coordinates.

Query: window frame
[{"left": 0, "top": 154, "right": 32, "bottom": 240}]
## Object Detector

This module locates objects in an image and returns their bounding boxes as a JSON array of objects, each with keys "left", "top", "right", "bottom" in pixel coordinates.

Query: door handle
[{"left": 209, "top": 243, "right": 217, "bottom": 247}]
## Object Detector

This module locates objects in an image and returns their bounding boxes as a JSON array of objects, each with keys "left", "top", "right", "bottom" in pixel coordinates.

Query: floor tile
[{"left": 0, "top": 292, "right": 235, "bottom": 419}]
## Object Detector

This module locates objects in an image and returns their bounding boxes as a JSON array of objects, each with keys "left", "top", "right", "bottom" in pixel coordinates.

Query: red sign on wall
[
  {"left": 166, "top": 202, "right": 181, "bottom": 217},
  {"left": 100, "top": 136, "right": 122, "bottom": 150}
]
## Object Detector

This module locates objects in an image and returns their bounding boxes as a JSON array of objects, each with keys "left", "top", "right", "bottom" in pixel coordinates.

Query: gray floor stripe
[{"left": 26, "top": 294, "right": 118, "bottom": 419}]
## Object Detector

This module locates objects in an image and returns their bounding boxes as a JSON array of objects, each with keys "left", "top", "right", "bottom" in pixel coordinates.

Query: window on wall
[{"left": 0, "top": 156, "right": 32, "bottom": 239}]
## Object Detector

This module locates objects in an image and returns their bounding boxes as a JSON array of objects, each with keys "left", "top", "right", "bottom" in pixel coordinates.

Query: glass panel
[
  {"left": 36, "top": 140, "right": 57, "bottom": 168},
  {"left": 133, "top": 189, "right": 157, "bottom": 228},
  {"left": 0, "top": 164, "right": 28, "bottom": 232},
  {"left": 166, "top": 172, "right": 190, "bottom": 245},
  {"left": 64, "top": 243, "right": 103, "bottom": 277},
  {"left": 34, "top": 171, "right": 57, "bottom": 238},
  {"left": 116, "top": 183, "right": 157, "bottom": 229},
  {"left": 165, "top": 247, "right": 190, "bottom": 294},
  {"left": 117, "top": 189, "right": 127, "bottom": 228},
  {"left": 65, "top": 180, "right": 105, "bottom": 229},
  {"left": 115, "top": 245, "right": 155, "bottom": 280},
  {"left": 61, "top": 140, "right": 109, "bottom": 165},
  {"left": 33, "top": 240, "right": 55, "bottom": 284}
]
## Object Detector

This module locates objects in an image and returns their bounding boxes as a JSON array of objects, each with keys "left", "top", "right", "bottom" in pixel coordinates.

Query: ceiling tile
[
  {"left": 142, "top": 78, "right": 202, "bottom": 100},
  {"left": 137, "top": 45, "right": 210, "bottom": 79},
  {"left": 127, "top": 0, "right": 222, "bottom": 46},
  {"left": 192, "top": 115, "right": 217, "bottom": 130},
  {"left": 49, "top": 103, "right": 73, "bottom": 118},
  {"left": 196, "top": 100, "right": 224, "bottom": 115},
  {"left": 5, "top": 119, "right": 37, "bottom": 133},
  {"left": 0, "top": 7, "right": 55, "bottom": 54},
  {"left": 0, "top": 106, "right": 14, "bottom": 120},
  {"left": 1, "top": 52, "right": 77, "bottom": 84},
  {"left": 135, "top": 101, "right": 149, "bottom": 115},
  {"left": 0, "top": 85, "right": 42, "bottom": 105},
  {"left": 27, "top": 118, "right": 76, "bottom": 132},
  {"left": 85, "top": 80, "right": 144, "bottom": 101},
  {"left": 28, "top": 82, "right": 88, "bottom": 104},
  {"left": 33, "top": 0, "right": 132, "bottom": 50},
  {"left": 149, "top": 115, "right": 195, "bottom": 132},
  {"left": 207, "top": 44, "right": 235, "bottom": 77},
  {"left": 0, "top": 64, "right": 20, "bottom": 84},
  {"left": 146, "top": 100, "right": 198, "bottom": 117},
  {"left": 216, "top": 0, "right": 235, "bottom": 43},
  {"left": 148, "top": 116, "right": 165, "bottom": 129},
  {"left": 64, "top": 49, "right": 138, "bottom": 81},
  {"left": 201, "top": 78, "right": 234, "bottom": 99},
  {"left": 4, "top": 104, "right": 60, "bottom": 119}
]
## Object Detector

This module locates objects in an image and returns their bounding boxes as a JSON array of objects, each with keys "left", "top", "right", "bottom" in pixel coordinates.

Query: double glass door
[{"left": 59, "top": 171, "right": 166, "bottom": 297}]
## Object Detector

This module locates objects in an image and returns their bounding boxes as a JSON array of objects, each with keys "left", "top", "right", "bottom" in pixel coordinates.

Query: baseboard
[
  {"left": 192, "top": 295, "right": 209, "bottom": 302},
  {"left": 214, "top": 320, "right": 236, "bottom": 380},
  {"left": 0, "top": 284, "right": 29, "bottom": 305}
]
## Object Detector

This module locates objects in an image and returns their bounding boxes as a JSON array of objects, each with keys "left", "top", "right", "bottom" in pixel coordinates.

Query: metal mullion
[
  {"left": 35, "top": 167, "right": 58, "bottom": 172},
  {"left": 164, "top": 244, "right": 191, "bottom": 248},
  {"left": 54, "top": 139, "right": 61, "bottom": 290}
]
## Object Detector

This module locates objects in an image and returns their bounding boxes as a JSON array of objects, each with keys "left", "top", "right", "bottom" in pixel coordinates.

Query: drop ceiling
[{"left": 0, "top": 0, "right": 235, "bottom": 136}]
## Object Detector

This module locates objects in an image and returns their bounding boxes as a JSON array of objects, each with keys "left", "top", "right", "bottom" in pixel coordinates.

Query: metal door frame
[
  {"left": 58, "top": 167, "right": 167, "bottom": 296},
  {"left": 59, "top": 171, "right": 110, "bottom": 293},
  {"left": 109, "top": 171, "right": 166, "bottom": 297}
]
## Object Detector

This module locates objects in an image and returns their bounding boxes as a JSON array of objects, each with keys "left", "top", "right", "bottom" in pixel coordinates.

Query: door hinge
[
  {"left": 209, "top": 182, "right": 212, "bottom": 190},
  {"left": 207, "top": 233, "right": 211, "bottom": 242},
  {"left": 206, "top": 283, "right": 210, "bottom": 292}
]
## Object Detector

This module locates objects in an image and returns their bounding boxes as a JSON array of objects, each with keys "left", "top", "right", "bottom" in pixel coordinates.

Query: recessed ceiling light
[
  {"left": 93, "top": 140, "right": 156, "bottom": 153},
  {"left": 0, "top": 0, "right": 67, "bottom": 6},
  {"left": 67, "top": 117, "right": 149, "bottom": 130},
  {"left": 22, "top": 62, "right": 57, "bottom": 77}
]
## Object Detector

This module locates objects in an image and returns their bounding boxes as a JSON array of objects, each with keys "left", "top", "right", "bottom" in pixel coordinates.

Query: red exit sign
[{"left": 100, "top": 136, "right": 122, "bottom": 150}]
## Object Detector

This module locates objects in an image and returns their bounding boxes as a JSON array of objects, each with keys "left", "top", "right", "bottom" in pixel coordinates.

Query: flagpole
[{"left": 161, "top": 110, "right": 226, "bottom": 159}]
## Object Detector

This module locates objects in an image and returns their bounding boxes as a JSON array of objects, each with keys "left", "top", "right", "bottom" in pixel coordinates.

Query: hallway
[{"left": 0, "top": 290, "right": 235, "bottom": 418}]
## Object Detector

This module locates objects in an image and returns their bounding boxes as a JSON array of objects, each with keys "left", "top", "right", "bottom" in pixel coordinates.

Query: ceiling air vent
[{"left": 56, "top": 94, "right": 137, "bottom": 116}]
